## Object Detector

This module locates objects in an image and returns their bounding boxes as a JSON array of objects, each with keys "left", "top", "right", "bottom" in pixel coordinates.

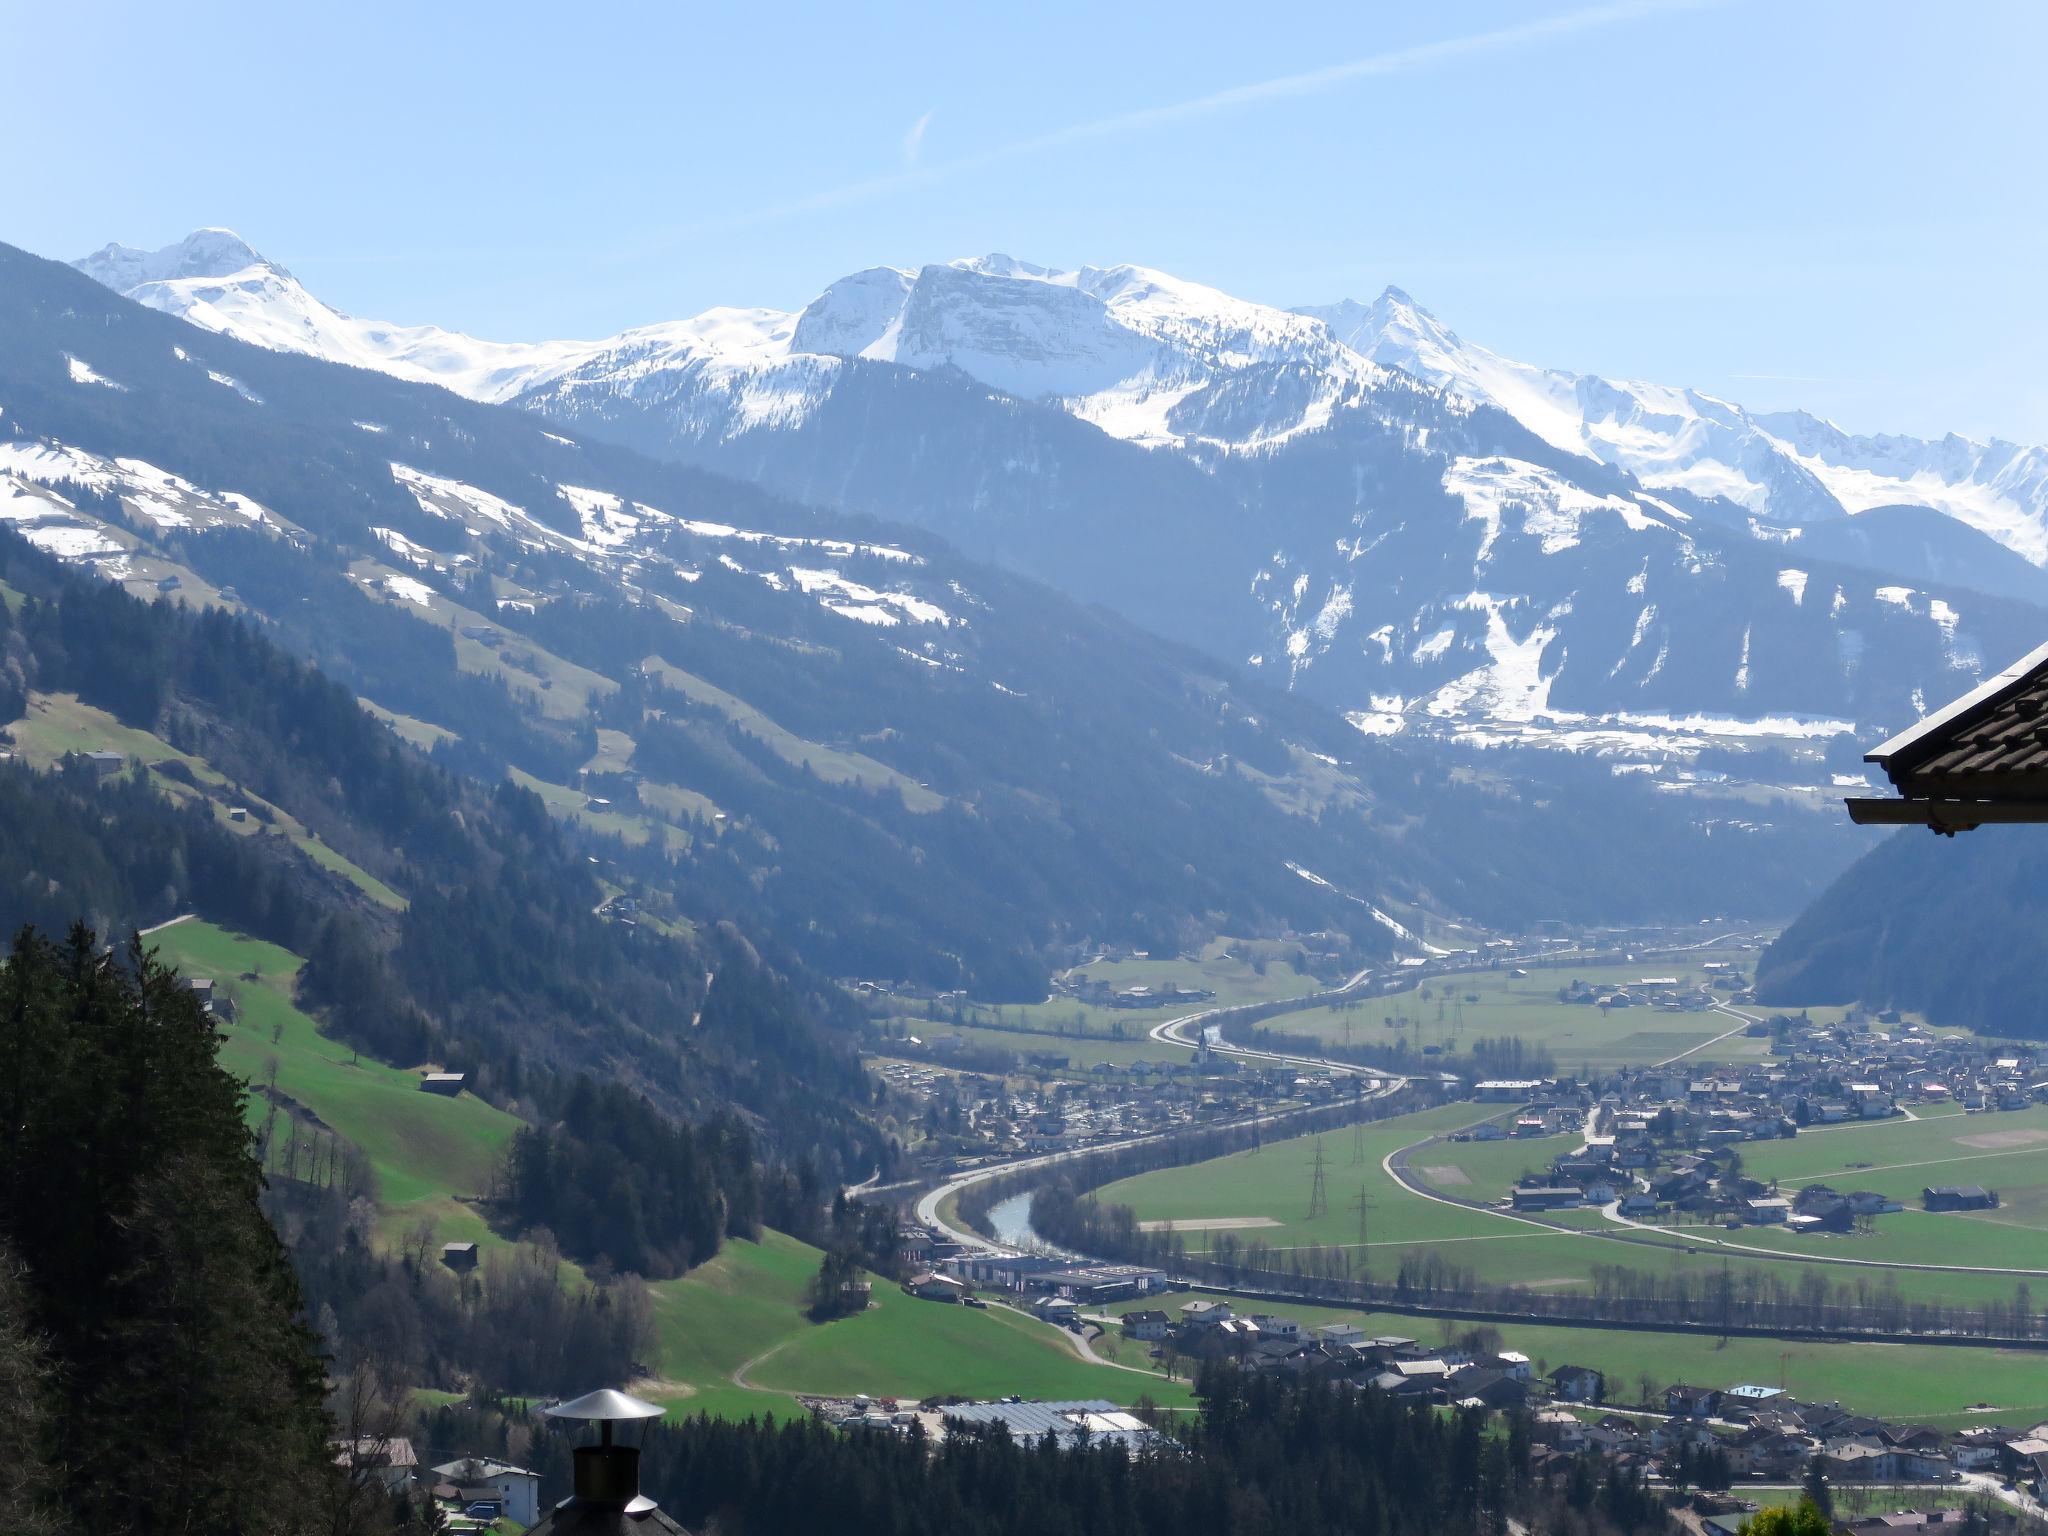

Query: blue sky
[{"left": 8, "top": 0, "right": 2045, "bottom": 442}]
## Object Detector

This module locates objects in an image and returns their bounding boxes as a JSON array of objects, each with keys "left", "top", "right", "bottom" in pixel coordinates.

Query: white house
[{"left": 432, "top": 1458, "right": 541, "bottom": 1527}]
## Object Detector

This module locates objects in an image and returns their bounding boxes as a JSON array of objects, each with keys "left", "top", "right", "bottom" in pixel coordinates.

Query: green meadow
[{"left": 146, "top": 921, "right": 1189, "bottom": 1418}]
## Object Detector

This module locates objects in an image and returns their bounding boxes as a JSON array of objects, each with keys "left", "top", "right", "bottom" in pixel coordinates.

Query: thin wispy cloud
[
  {"left": 902, "top": 109, "right": 934, "bottom": 166},
  {"left": 637, "top": 0, "right": 1718, "bottom": 250}
]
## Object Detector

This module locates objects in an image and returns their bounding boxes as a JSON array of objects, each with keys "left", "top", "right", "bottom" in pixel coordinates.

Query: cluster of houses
[
  {"left": 1470, "top": 1027, "right": 2043, "bottom": 1229},
  {"left": 1106, "top": 1311, "right": 2048, "bottom": 1504},
  {"left": 329, "top": 1440, "right": 539, "bottom": 1531},
  {"left": 1057, "top": 970, "right": 1217, "bottom": 1010},
  {"left": 1536, "top": 976, "right": 2043, "bottom": 1129},
  {"left": 874, "top": 1057, "right": 1352, "bottom": 1168},
  {"left": 1555, "top": 971, "right": 1744, "bottom": 1012},
  {"left": 812, "top": 1393, "right": 1169, "bottom": 1452}
]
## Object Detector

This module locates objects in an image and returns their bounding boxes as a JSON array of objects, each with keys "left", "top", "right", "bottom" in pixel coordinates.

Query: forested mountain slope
[
  {"left": 0, "top": 530, "right": 878, "bottom": 1174},
  {"left": 1756, "top": 824, "right": 2048, "bottom": 1036},
  {"left": 78, "top": 233, "right": 2048, "bottom": 798},
  {"left": 0, "top": 239, "right": 1854, "bottom": 995}
]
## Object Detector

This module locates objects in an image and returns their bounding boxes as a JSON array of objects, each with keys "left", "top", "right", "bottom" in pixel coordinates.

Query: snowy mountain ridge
[
  {"left": 80, "top": 229, "right": 2048, "bottom": 567},
  {"left": 53, "top": 229, "right": 2048, "bottom": 822}
]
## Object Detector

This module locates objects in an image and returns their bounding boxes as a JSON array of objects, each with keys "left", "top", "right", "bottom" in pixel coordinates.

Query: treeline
[
  {"left": 425, "top": 1365, "right": 1671, "bottom": 1536},
  {"left": 1758, "top": 825, "right": 2048, "bottom": 1038},
  {"left": 1034, "top": 1186, "right": 2048, "bottom": 1343},
  {"left": 0, "top": 757, "right": 339, "bottom": 951},
  {"left": 0, "top": 925, "right": 345, "bottom": 1531}
]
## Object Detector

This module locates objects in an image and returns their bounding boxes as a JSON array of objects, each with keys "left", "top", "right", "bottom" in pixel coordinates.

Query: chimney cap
[{"left": 545, "top": 1388, "right": 664, "bottom": 1424}]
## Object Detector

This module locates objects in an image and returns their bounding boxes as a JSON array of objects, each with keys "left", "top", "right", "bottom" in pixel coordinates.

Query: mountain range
[
  {"left": 4, "top": 236, "right": 1863, "bottom": 1016},
  {"left": 73, "top": 231, "right": 2048, "bottom": 811},
  {"left": 21, "top": 224, "right": 2048, "bottom": 1046}
]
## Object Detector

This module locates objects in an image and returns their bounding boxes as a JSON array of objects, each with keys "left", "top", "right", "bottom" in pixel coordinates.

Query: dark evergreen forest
[{"left": 429, "top": 1366, "right": 1673, "bottom": 1536}]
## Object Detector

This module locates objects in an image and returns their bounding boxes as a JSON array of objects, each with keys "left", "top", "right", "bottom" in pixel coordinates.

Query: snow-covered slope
[
  {"left": 1304, "top": 288, "right": 2048, "bottom": 564},
  {"left": 85, "top": 232, "right": 2048, "bottom": 567},
  {"left": 78, "top": 233, "right": 1389, "bottom": 451},
  {"left": 71, "top": 230, "right": 2048, "bottom": 794},
  {"left": 75, "top": 231, "right": 593, "bottom": 401}
]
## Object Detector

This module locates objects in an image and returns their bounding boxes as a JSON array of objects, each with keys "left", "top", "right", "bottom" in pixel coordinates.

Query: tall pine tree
[{"left": 0, "top": 923, "right": 341, "bottom": 1531}]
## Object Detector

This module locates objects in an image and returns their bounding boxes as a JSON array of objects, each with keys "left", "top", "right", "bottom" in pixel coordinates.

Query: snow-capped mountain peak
[
  {"left": 74, "top": 228, "right": 278, "bottom": 291},
  {"left": 72, "top": 229, "right": 597, "bottom": 404},
  {"left": 74, "top": 229, "right": 2048, "bottom": 567}
]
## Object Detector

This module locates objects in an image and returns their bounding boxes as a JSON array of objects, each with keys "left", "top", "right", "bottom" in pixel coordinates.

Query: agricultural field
[
  {"left": 897, "top": 938, "right": 1331, "bottom": 1045},
  {"left": 1094, "top": 1101, "right": 1509, "bottom": 1253},
  {"left": 1092, "top": 1288, "right": 2048, "bottom": 1428},
  {"left": 1088, "top": 1104, "right": 2048, "bottom": 1311},
  {"left": 1273, "top": 959, "right": 1747, "bottom": 1071},
  {"left": 645, "top": 1231, "right": 1193, "bottom": 1423},
  {"left": 1674, "top": 1108, "right": 2048, "bottom": 1272},
  {"left": 1414, "top": 1127, "right": 1580, "bottom": 1204},
  {"left": 1269, "top": 956, "right": 1941, "bottom": 1074}
]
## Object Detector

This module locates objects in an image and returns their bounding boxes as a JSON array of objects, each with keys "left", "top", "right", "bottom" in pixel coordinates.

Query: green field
[
  {"left": 1416, "top": 1128, "right": 1580, "bottom": 1203},
  {"left": 643, "top": 1230, "right": 1192, "bottom": 1422},
  {"left": 509, "top": 766, "right": 695, "bottom": 855},
  {"left": 1276, "top": 959, "right": 1748, "bottom": 1070},
  {"left": 142, "top": 920, "right": 1188, "bottom": 1418},
  {"left": 143, "top": 920, "right": 520, "bottom": 1242},
  {"left": 1093, "top": 1287, "right": 2048, "bottom": 1428},
  {"left": 894, "top": 939, "right": 1329, "bottom": 1047},
  {"left": 1674, "top": 1108, "right": 2048, "bottom": 1273},
  {"left": 1269, "top": 957, "right": 1945, "bottom": 1074},
  {"left": 1091, "top": 1104, "right": 2048, "bottom": 1311},
  {"left": 1096, "top": 1102, "right": 1508, "bottom": 1252}
]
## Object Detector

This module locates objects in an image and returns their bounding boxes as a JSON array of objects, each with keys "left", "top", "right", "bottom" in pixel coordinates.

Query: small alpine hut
[
  {"left": 528, "top": 1387, "right": 687, "bottom": 1535},
  {"left": 1848, "top": 639, "right": 2048, "bottom": 832}
]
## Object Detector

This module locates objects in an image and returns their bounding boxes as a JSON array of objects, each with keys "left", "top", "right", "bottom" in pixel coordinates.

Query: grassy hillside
[
  {"left": 150, "top": 920, "right": 1188, "bottom": 1418},
  {"left": 145, "top": 920, "right": 518, "bottom": 1230},
  {"left": 642, "top": 1230, "right": 1192, "bottom": 1423},
  {"left": 9, "top": 691, "right": 404, "bottom": 910}
]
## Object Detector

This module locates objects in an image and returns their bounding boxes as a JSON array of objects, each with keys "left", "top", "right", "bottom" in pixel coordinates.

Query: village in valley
[{"left": 808, "top": 933, "right": 2048, "bottom": 1536}]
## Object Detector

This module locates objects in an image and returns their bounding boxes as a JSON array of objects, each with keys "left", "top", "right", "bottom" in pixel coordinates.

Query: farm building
[
  {"left": 905, "top": 1271, "right": 967, "bottom": 1302},
  {"left": 1923, "top": 1185, "right": 1995, "bottom": 1211},
  {"left": 419, "top": 1071, "right": 466, "bottom": 1096},
  {"left": 73, "top": 749, "right": 126, "bottom": 782}
]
